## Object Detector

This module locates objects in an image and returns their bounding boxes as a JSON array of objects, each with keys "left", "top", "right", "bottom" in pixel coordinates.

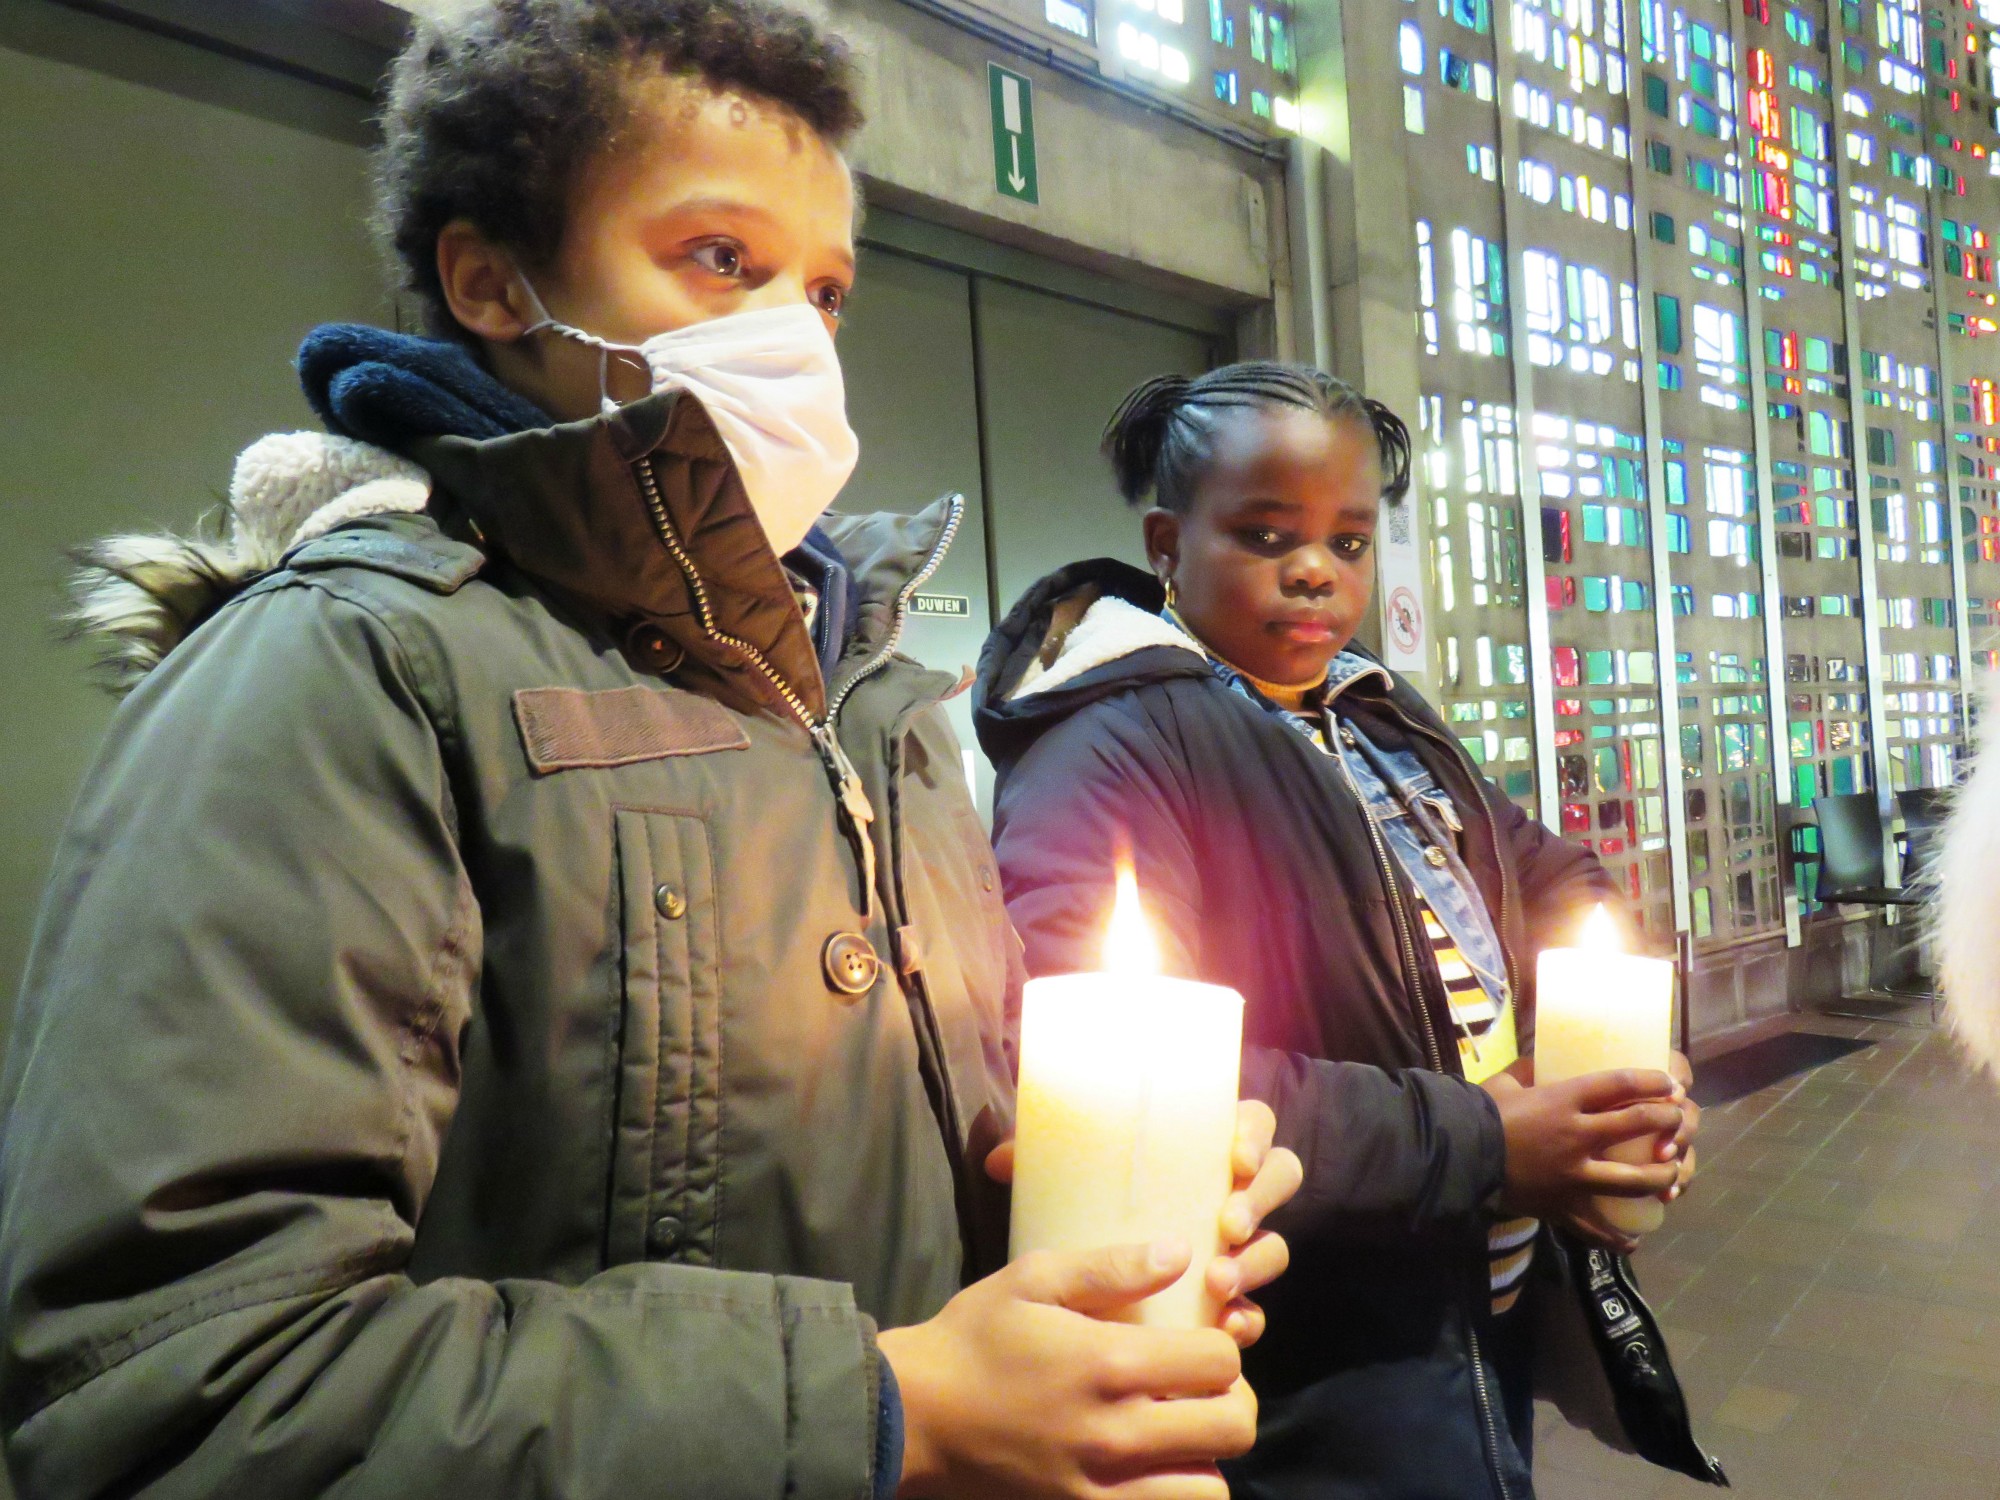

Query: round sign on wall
[{"left": 1387, "top": 584, "right": 1423, "bottom": 658}]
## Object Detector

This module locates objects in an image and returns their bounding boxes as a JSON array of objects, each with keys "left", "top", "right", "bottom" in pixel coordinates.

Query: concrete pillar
[{"left": 1290, "top": 0, "right": 1436, "bottom": 696}]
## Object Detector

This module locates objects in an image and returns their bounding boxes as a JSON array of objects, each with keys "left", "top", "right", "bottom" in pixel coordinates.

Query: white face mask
[{"left": 520, "top": 289, "right": 860, "bottom": 557}]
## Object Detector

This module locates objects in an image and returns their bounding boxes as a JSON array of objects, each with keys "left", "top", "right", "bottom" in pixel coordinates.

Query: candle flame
[
  {"left": 1103, "top": 860, "right": 1163, "bottom": 976},
  {"left": 1579, "top": 904, "right": 1621, "bottom": 952}
]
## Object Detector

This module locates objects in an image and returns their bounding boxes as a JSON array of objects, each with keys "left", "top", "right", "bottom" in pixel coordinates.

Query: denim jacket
[{"left": 1196, "top": 646, "right": 1510, "bottom": 1024}]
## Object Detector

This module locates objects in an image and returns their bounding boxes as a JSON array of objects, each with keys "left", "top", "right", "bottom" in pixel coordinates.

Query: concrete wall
[
  {"left": 0, "top": 2, "right": 387, "bottom": 1049},
  {"left": 827, "top": 0, "right": 1277, "bottom": 304},
  {"left": 99, "top": 0, "right": 1288, "bottom": 316},
  {"left": 1286, "top": 0, "right": 1434, "bottom": 687}
]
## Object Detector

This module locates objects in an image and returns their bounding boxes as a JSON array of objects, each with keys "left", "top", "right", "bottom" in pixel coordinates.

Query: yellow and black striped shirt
[
  {"left": 1418, "top": 902, "right": 1537, "bottom": 1318},
  {"left": 1245, "top": 671, "right": 1538, "bottom": 1319}
]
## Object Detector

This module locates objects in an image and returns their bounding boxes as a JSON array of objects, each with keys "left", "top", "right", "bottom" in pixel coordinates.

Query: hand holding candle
[
  {"left": 1533, "top": 906, "right": 1681, "bottom": 1238},
  {"left": 1009, "top": 863, "right": 1247, "bottom": 1329},
  {"left": 987, "top": 1096, "right": 1301, "bottom": 1346},
  {"left": 882, "top": 863, "right": 1278, "bottom": 1496}
]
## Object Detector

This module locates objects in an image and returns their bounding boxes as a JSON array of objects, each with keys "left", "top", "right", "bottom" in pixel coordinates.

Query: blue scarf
[{"left": 298, "top": 324, "right": 553, "bottom": 448}]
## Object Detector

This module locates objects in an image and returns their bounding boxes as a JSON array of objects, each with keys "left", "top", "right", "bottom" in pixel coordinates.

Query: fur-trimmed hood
[
  {"left": 66, "top": 433, "right": 430, "bottom": 691},
  {"left": 67, "top": 390, "right": 948, "bottom": 729},
  {"left": 68, "top": 321, "right": 557, "bottom": 692},
  {"left": 1935, "top": 669, "right": 2000, "bottom": 1078}
]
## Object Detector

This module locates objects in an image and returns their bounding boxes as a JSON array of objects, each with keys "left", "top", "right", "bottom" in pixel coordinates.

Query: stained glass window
[{"left": 1391, "top": 0, "right": 1988, "bottom": 948}]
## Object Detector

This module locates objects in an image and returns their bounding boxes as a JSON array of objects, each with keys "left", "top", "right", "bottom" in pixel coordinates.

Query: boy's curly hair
[{"left": 374, "top": 0, "right": 864, "bottom": 338}]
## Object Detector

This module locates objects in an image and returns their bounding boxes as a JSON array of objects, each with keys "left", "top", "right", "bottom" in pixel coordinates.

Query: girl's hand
[
  {"left": 983, "top": 1102, "right": 1303, "bottom": 1349},
  {"left": 1480, "top": 1067, "right": 1683, "bottom": 1234},
  {"left": 1207, "top": 1101, "right": 1300, "bottom": 1348},
  {"left": 1498, "top": 1054, "right": 1699, "bottom": 1210}
]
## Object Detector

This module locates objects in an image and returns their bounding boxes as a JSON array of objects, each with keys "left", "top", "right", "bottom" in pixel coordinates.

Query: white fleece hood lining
[
  {"left": 228, "top": 431, "right": 431, "bottom": 564},
  {"left": 1008, "top": 594, "right": 1205, "bottom": 702}
]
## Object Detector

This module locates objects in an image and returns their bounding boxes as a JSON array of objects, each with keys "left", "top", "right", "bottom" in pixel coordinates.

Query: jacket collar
[
  {"left": 973, "top": 556, "right": 1444, "bottom": 769},
  {"left": 412, "top": 390, "right": 958, "bottom": 723}
]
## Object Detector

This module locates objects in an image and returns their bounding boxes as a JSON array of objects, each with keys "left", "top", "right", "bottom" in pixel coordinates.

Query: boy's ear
[
  {"left": 1142, "top": 507, "right": 1181, "bottom": 581},
  {"left": 436, "top": 220, "right": 540, "bottom": 343}
]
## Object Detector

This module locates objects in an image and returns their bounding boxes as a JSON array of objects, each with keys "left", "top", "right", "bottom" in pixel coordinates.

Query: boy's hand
[
  {"left": 879, "top": 1240, "right": 1256, "bottom": 1500},
  {"left": 984, "top": 1102, "right": 1302, "bottom": 1349},
  {"left": 1480, "top": 1066, "right": 1683, "bottom": 1250}
]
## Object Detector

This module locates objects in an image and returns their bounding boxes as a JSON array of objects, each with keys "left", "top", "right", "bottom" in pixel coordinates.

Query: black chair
[
  {"left": 1810, "top": 791, "right": 1934, "bottom": 1021},
  {"left": 1810, "top": 792, "right": 1920, "bottom": 908},
  {"left": 1895, "top": 786, "right": 1951, "bottom": 894}
]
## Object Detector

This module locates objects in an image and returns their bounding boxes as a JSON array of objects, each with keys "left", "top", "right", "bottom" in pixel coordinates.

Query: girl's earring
[{"left": 1163, "top": 577, "right": 1179, "bottom": 611}]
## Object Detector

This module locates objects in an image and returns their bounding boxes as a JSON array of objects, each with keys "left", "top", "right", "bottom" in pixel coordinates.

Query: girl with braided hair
[{"left": 974, "top": 362, "right": 1713, "bottom": 1499}]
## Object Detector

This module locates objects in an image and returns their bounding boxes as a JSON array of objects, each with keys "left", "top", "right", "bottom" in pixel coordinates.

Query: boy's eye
[
  {"left": 814, "top": 283, "right": 848, "bottom": 320},
  {"left": 1334, "top": 535, "right": 1374, "bottom": 559},
  {"left": 690, "top": 241, "right": 746, "bottom": 277},
  {"left": 1238, "top": 527, "right": 1289, "bottom": 550}
]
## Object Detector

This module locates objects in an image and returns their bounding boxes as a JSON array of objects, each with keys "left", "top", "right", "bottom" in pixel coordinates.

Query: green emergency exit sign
[{"left": 988, "top": 63, "right": 1039, "bottom": 204}]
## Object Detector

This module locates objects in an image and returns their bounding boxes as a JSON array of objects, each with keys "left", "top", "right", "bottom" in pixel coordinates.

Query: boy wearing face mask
[{"left": 0, "top": 5, "right": 1302, "bottom": 1498}]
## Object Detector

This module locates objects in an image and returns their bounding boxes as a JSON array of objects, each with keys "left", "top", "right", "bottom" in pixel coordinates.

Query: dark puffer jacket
[{"left": 974, "top": 560, "right": 1618, "bottom": 1500}]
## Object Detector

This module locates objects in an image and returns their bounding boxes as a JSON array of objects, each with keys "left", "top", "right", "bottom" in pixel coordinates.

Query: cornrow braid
[{"left": 1100, "top": 361, "right": 1413, "bottom": 515}]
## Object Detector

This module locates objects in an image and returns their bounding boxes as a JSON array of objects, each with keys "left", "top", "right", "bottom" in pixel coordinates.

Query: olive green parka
[{"left": 0, "top": 391, "right": 1018, "bottom": 1500}]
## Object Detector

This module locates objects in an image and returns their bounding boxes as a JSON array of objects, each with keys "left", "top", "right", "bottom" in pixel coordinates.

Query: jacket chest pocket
[{"left": 606, "top": 808, "right": 722, "bottom": 1267}]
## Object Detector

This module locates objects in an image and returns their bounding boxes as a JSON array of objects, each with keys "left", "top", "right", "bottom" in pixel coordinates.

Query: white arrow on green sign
[{"left": 988, "top": 63, "right": 1039, "bottom": 204}]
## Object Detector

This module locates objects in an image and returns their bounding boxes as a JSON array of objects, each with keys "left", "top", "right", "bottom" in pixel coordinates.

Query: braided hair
[{"left": 1102, "top": 362, "right": 1413, "bottom": 514}]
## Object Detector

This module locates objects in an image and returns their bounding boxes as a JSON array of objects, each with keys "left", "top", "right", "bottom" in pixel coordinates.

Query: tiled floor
[{"left": 1535, "top": 1015, "right": 2000, "bottom": 1500}]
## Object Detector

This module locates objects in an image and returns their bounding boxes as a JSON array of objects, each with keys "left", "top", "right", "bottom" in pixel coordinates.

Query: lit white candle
[
  {"left": 1534, "top": 905, "right": 1676, "bottom": 1237},
  {"left": 1010, "top": 864, "right": 1245, "bottom": 1328}
]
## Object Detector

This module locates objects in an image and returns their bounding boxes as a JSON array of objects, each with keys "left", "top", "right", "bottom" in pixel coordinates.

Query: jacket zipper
[
  {"left": 825, "top": 494, "right": 966, "bottom": 722},
  {"left": 632, "top": 455, "right": 979, "bottom": 1206},
  {"left": 1330, "top": 714, "right": 1517, "bottom": 1500},
  {"left": 632, "top": 459, "right": 963, "bottom": 734},
  {"left": 1330, "top": 733, "right": 1443, "bottom": 1071},
  {"left": 632, "top": 457, "right": 962, "bottom": 914},
  {"left": 630, "top": 464, "right": 988, "bottom": 1271},
  {"left": 820, "top": 490, "right": 975, "bottom": 1213},
  {"left": 1315, "top": 686, "right": 1455, "bottom": 1079}
]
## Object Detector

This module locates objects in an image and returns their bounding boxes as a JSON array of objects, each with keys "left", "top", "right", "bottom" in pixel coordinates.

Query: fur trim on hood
[
  {"left": 66, "top": 432, "right": 429, "bottom": 692},
  {"left": 1936, "top": 669, "right": 2000, "bottom": 1078}
]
